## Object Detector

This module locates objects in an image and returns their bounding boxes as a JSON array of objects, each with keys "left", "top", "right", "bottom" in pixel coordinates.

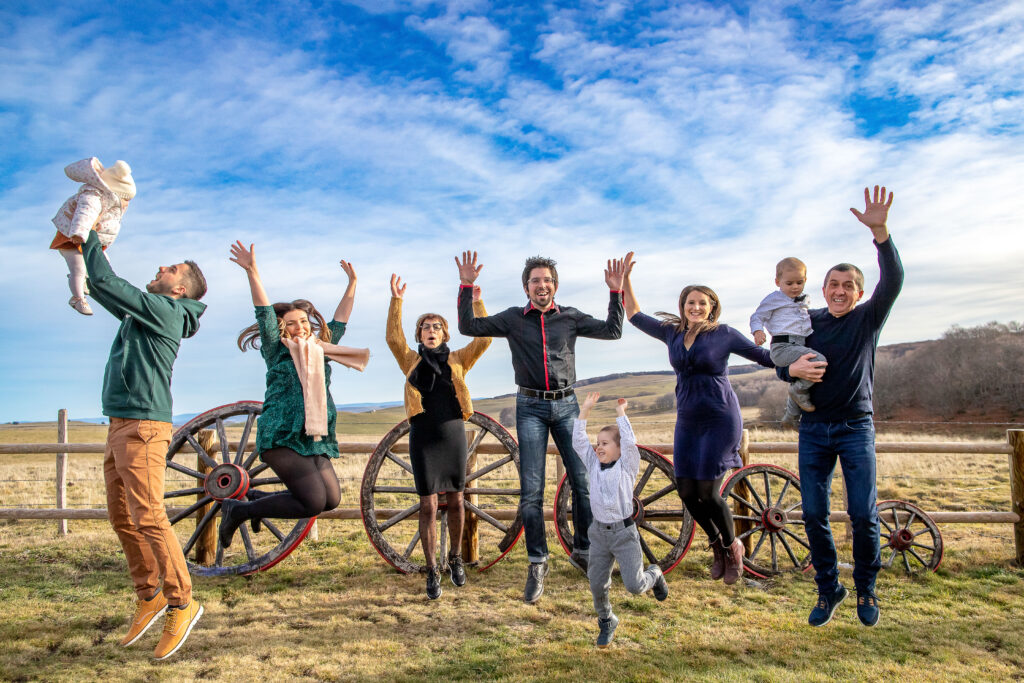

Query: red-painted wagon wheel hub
[
  {"left": 203, "top": 463, "right": 250, "bottom": 501},
  {"left": 890, "top": 527, "right": 915, "bottom": 551},
  {"left": 761, "top": 506, "right": 787, "bottom": 532}
]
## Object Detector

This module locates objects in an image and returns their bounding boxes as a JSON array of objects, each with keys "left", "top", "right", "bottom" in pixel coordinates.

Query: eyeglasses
[
  {"left": 420, "top": 322, "right": 444, "bottom": 331},
  {"left": 528, "top": 277, "right": 555, "bottom": 285}
]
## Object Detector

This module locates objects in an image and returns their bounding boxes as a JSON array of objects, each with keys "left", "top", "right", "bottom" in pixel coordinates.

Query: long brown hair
[
  {"left": 655, "top": 285, "right": 721, "bottom": 335},
  {"left": 237, "top": 300, "right": 331, "bottom": 351}
]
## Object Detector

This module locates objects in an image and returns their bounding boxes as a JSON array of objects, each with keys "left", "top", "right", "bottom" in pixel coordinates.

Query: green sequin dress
[{"left": 253, "top": 305, "right": 346, "bottom": 459}]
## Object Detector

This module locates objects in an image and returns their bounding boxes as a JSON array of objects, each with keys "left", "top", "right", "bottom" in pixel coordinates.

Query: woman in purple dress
[{"left": 623, "top": 258, "right": 772, "bottom": 585}]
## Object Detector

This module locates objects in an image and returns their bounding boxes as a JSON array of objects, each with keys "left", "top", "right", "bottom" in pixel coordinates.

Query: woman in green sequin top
[{"left": 218, "top": 241, "right": 358, "bottom": 549}]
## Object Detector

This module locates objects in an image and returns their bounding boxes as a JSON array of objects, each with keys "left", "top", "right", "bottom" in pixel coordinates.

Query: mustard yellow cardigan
[{"left": 386, "top": 296, "right": 491, "bottom": 420}]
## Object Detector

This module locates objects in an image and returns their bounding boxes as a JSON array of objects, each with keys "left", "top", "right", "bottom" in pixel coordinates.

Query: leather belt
[
  {"left": 518, "top": 386, "right": 575, "bottom": 400},
  {"left": 772, "top": 334, "right": 793, "bottom": 343},
  {"left": 599, "top": 517, "right": 635, "bottom": 530}
]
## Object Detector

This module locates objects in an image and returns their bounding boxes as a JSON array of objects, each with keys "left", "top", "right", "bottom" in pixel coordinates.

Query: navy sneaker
[
  {"left": 857, "top": 591, "right": 880, "bottom": 626},
  {"left": 596, "top": 614, "right": 619, "bottom": 648},
  {"left": 808, "top": 584, "right": 848, "bottom": 627},
  {"left": 650, "top": 565, "right": 668, "bottom": 601}
]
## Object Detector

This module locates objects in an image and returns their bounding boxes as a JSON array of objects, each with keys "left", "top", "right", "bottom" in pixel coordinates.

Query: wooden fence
[{"left": 2, "top": 410, "right": 1023, "bottom": 564}]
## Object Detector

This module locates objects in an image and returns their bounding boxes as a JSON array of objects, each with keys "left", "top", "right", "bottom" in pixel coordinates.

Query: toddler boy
[
  {"left": 750, "top": 257, "right": 827, "bottom": 424},
  {"left": 573, "top": 392, "right": 668, "bottom": 648}
]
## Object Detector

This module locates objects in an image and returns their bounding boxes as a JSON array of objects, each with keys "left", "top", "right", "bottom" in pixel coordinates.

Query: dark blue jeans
[
  {"left": 516, "top": 394, "right": 591, "bottom": 562},
  {"left": 798, "top": 416, "right": 882, "bottom": 594}
]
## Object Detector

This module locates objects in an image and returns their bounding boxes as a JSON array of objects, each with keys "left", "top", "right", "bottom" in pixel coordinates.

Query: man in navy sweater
[{"left": 781, "top": 186, "right": 903, "bottom": 628}]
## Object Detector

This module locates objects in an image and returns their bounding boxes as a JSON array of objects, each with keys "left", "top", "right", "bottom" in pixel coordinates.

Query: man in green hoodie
[{"left": 80, "top": 230, "right": 207, "bottom": 660}]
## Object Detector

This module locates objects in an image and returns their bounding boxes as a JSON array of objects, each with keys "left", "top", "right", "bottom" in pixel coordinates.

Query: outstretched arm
[
  {"left": 572, "top": 392, "right": 600, "bottom": 465},
  {"left": 579, "top": 391, "right": 600, "bottom": 421},
  {"left": 615, "top": 398, "right": 641, "bottom": 475},
  {"left": 385, "top": 274, "right": 413, "bottom": 367},
  {"left": 622, "top": 252, "right": 640, "bottom": 318},
  {"left": 229, "top": 241, "right": 270, "bottom": 307},
  {"left": 333, "top": 260, "right": 357, "bottom": 323},
  {"left": 850, "top": 185, "right": 893, "bottom": 244}
]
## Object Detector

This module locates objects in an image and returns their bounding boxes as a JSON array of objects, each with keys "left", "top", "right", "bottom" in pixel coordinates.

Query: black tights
[
  {"left": 676, "top": 476, "right": 735, "bottom": 545},
  {"left": 237, "top": 447, "right": 341, "bottom": 520}
]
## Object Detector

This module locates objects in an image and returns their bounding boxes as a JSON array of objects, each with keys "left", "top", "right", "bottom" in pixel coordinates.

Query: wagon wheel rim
[
  {"left": 360, "top": 411, "right": 524, "bottom": 574},
  {"left": 721, "top": 464, "right": 813, "bottom": 577},
  {"left": 876, "top": 500, "right": 943, "bottom": 573},
  {"left": 554, "top": 445, "right": 695, "bottom": 574},
  {"left": 164, "top": 401, "right": 315, "bottom": 577}
]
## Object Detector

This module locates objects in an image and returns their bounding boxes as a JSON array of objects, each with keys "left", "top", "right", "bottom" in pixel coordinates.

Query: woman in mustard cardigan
[{"left": 386, "top": 273, "right": 491, "bottom": 600}]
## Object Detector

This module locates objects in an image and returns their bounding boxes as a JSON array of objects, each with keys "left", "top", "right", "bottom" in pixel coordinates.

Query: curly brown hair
[{"left": 237, "top": 300, "right": 331, "bottom": 351}]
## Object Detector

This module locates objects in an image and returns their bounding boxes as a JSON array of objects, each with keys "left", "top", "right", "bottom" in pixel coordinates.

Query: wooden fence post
[
  {"left": 734, "top": 429, "right": 753, "bottom": 555},
  {"left": 461, "top": 430, "right": 479, "bottom": 564},
  {"left": 194, "top": 430, "right": 217, "bottom": 564},
  {"left": 56, "top": 409, "right": 69, "bottom": 537},
  {"left": 1008, "top": 430, "right": 1024, "bottom": 566}
]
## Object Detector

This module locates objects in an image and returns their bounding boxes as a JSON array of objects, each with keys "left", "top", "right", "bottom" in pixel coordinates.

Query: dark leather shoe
[
  {"left": 709, "top": 536, "right": 726, "bottom": 581},
  {"left": 448, "top": 553, "right": 466, "bottom": 587},
  {"left": 523, "top": 560, "right": 549, "bottom": 604},
  {"left": 723, "top": 538, "right": 745, "bottom": 585},
  {"left": 650, "top": 565, "right": 668, "bottom": 601},
  {"left": 426, "top": 566, "right": 442, "bottom": 600}
]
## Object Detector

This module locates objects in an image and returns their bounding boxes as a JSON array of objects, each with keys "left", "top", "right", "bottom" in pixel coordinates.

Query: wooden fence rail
[{"left": 2, "top": 412, "right": 1022, "bottom": 565}]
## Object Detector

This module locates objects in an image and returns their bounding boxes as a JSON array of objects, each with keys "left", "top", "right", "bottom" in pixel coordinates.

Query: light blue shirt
[{"left": 750, "top": 290, "right": 813, "bottom": 337}]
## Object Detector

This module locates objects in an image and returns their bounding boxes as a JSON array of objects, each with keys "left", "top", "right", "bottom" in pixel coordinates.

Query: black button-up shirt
[{"left": 457, "top": 285, "right": 624, "bottom": 391}]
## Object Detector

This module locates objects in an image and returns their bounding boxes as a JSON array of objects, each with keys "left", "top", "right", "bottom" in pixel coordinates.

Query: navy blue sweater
[{"left": 777, "top": 239, "right": 903, "bottom": 422}]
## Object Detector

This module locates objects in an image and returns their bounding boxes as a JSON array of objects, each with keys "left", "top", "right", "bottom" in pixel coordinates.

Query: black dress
[{"left": 408, "top": 359, "right": 468, "bottom": 496}]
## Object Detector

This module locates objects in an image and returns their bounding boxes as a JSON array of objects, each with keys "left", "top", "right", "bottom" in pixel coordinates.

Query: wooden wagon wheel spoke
[
  {"left": 878, "top": 514, "right": 896, "bottom": 534},
  {"left": 731, "top": 514, "right": 761, "bottom": 522},
  {"left": 640, "top": 482, "right": 675, "bottom": 506},
  {"left": 167, "top": 402, "right": 317, "bottom": 577},
  {"left": 737, "top": 526, "right": 761, "bottom": 541},
  {"left": 380, "top": 502, "right": 421, "bottom": 532},
  {"left": 637, "top": 531, "right": 659, "bottom": 564},
  {"left": 638, "top": 521, "right": 676, "bottom": 546},
  {"left": 769, "top": 533, "right": 779, "bottom": 572},
  {"left": 263, "top": 519, "right": 286, "bottom": 542},
  {"left": 748, "top": 529, "right": 769, "bottom": 562},
  {"left": 913, "top": 528, "right": 934, "bottom": 539},
  {"left": 774, "top": 478, "right": 792, "bottom": 508},
  {"left": 901, "top": 552, "right": 912, "bottom": 573},
  {"left": 181, "top": 503, "right": 220, "bottom": 556},
  {"left": 402, "top": 530, "right": 421, "bottom": 561},
  {"left": 170, "top": 496, "right": 214, "bottom": 525},
  {"left": 555, "top": 445, "right": 694, "bottom": 574},
  {"left": 167, "top": 460, "right": 205, "bottom": 481},
  {"left": 215, "top": 418, "right": 231, "bottom": 464},
  {"left": 744, "top": 481, "right": 768, "bottom": 512},
  {"left": 373, "top": 485, "right": 419, "bottom": 494},
  {"left": 907, "top": 548, "right": 929, "bottom": 568},
  {"left": 235, "top": 412, "right": 257, "bottom": 465},
  {"left": 465, "top": 454, "right": 513, "bottom": 483},
  {"left": 467, "top": 427, "right": 487, "bottom": 456},
  {"left": 464, "top": 501, "right": 508, "bottom": 533},
  {"left": 762, "top": 470, "right": 773, "bottom": 509},
  {"left": 185, "top": 433, "right": 220, "bottom": 471},
  {"left": 777, "top": 530, "right": 801, "bottom": 567},
  {"left": 633, "top": 462, "right": 656, "bottom": 498},
  {"left": 165, "top": 486, "right": 206, "bottom": 499},
  {"left": 728, "top": 491, "right": 762, "bottom": 515},
  {"left": 385, "top": 449, "right": 415, "bottom": 475},
  {"left": 884, "top": 548, "right": 898, "bottom": 568},
  {"left": 239, "top": 525, "right": 257, "bottom": 562},
  {"left": 780, "top": 527, "right": 812, "bottom": 550},
  {"left": 876, "top": 500, "right": 943, "bottom": 574}
]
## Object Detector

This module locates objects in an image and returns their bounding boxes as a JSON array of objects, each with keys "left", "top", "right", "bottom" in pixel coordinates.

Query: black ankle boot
[{"left": 218, "top": 498, "right": 246, "bottom": 548}]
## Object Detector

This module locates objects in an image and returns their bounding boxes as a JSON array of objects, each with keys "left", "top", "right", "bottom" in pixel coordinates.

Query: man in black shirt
[{"left": 457, "top": 251, "right": 628, "bottom": 603}]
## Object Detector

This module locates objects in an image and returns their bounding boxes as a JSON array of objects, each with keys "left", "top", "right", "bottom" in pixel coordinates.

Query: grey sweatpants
[{"left": 587, "top": 520, "right": 659, "bottom": 620}]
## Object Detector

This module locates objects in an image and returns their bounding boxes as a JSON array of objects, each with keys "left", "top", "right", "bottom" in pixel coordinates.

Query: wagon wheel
[
  {"left": 877, "top": 500, "right": 943, "bottom": 573},
  {"left": 164, "top": 401, "right": 316, "bottom": 577},
  {"left": 721, "top": 464, "right": 812, "bottom": 577},
  {"left": 360, "top": 411, "right": 524, "bottom": 574},
  {"left": 554, "top": 446, "right": 695, "bottom": 574}
]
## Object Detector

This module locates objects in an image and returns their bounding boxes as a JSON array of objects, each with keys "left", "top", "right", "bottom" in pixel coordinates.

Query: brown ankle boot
[
  {"left": 709, "top": 537, "right": 726, "bottom": 581},
  {"left": 723, "top": 538, "right": 745, "bottom": 585}
]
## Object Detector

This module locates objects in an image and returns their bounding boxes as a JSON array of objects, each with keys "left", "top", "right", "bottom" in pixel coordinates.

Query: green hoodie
[{"left": 82, "top": 231, "right": 207, "bottom": 422}]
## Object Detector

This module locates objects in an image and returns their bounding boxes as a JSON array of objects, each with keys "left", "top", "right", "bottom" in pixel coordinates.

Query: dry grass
[{"left": 2, "top": 422, "right": 1023, "bottom": 681}]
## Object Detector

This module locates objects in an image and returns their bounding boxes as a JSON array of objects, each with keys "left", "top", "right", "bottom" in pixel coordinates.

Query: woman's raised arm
[
  {"left": 333, "top": 260, "right": 358, "bottom": 323},
  {"left": 229, "top": 241, "right": 270, "bottom": 307},
  {"left": 623, "top": 252, "right": 640, "bottom": 318}
]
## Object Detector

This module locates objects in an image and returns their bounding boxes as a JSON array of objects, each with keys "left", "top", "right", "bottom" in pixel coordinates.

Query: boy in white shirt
[
  {"left": 573, "top": 392, "right": 668, "bottom": 648},
  {"left": 750, "top": 257, "right": 827, "bottom": 424}
]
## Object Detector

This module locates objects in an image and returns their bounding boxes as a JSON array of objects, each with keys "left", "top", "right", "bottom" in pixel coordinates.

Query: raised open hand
[
  {"left": 580, "top": 391, "right": 601, "bottom": 418},
  {"left": 616, "top": 397, "right": 628, "bottom": 416},
  {"left": 390, "top": 273, "right": 407, "bottom": 299},
  {"left": 339, "top": 259, "right": 357, "bottom": 284},
  {"left": 229, "top": 241, "right": 256, "bottom": 271},
  {"left": 604, "top": 252, "right": 632, "bottom": 290},
  {"left": 850, "top": 185, "right": 893, "bottom": 232},
  {"left": 455, "top": 250, "right": 483, "bottom": 285}
]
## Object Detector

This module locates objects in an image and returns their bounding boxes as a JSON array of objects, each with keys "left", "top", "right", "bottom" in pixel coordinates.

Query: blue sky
[{"left": 2, "top": 0, "right": 1022, "bottom": 422}]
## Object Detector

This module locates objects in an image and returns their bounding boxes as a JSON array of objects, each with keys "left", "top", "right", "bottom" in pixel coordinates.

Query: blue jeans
[
  {"left": 799, "top": 416, "right": 882, "bottom": 594},
  {"left": 516, "top": 394, "right": 591, "bottom": 562}
]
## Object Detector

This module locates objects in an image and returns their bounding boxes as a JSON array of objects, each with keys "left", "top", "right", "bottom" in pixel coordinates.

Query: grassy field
[{"left": 1, "top": 420, "right": 1023, "bottom": 681}]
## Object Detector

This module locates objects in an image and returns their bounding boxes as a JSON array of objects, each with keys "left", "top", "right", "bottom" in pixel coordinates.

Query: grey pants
[
  {"left": 771, "top": 338, "right": 826, "bottom": 413},
  {"left": 587, "top": 520, "right": 659, "bottom": 620}
]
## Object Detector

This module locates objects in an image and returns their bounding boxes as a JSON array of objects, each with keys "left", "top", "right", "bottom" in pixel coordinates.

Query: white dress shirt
[{"left": 572, "top": 415, "right": 641, "bottom": 524}]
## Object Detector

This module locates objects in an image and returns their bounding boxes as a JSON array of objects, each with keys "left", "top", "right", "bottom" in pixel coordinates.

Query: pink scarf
[{"left": 281, "top": 336, "right": 370, "bottom": 440}]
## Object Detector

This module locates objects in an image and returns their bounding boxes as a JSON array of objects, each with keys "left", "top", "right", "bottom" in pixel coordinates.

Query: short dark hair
[
  {"left": 824, "top": 263, "right": 864, "bottom": 291},
  {"left": 522, "top": 256, "right": 558, "bottom": 289},
  {"left": 181, "top": 260, "right": 208, "bottom": 300}
]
